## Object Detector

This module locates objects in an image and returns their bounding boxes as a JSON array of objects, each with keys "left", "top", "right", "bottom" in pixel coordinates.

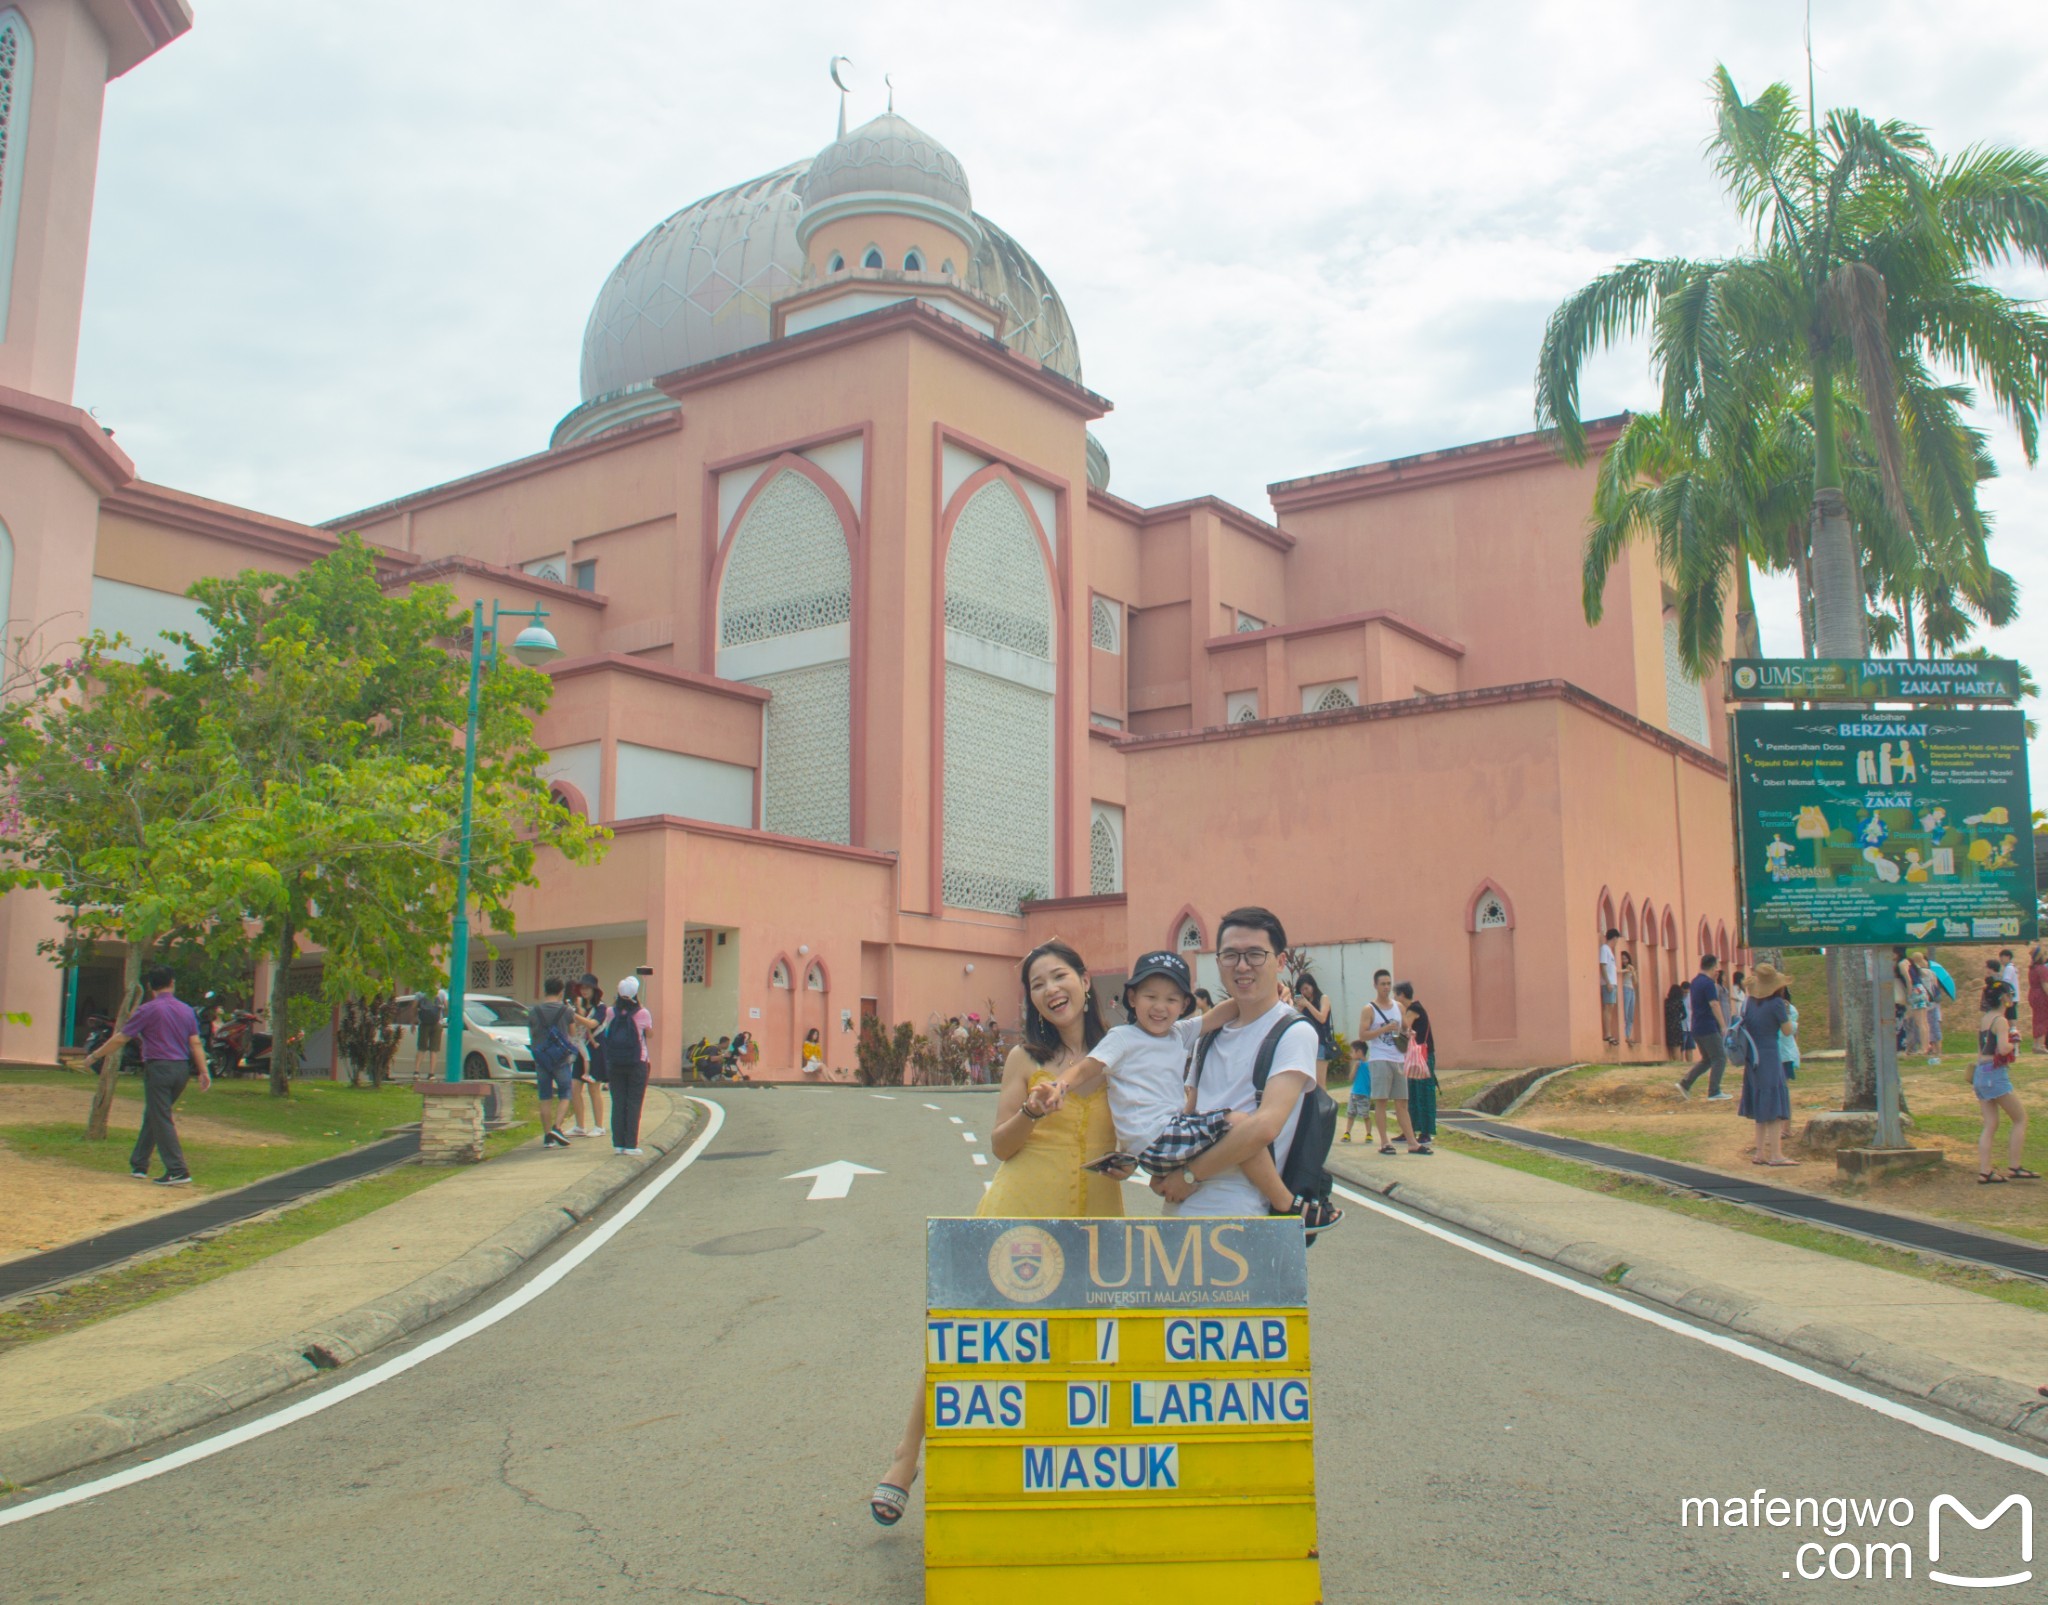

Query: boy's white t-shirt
[
  {"left": 1091, "top": 1018, "right": 1202, "bottom": 1154},
  {"left": 1167, "top": 1000, "right": 1316, "bottom": 1218}
]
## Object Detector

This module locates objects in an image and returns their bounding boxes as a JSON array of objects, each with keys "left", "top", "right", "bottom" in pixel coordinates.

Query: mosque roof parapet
[
  {"left": 1204, "top": 608, "right": 1466, "bottom": 659},
  {"left": 381, "top": 553, "right": 607, "bottom": 608},
  {"left": 651, "top": 297, "right": 1110, "bottom": 421},
  {"left": 1085, "top": 488, "right": 1292, "bottom": 552},
  {"left": 1267, "top": 415, "right": 1631, "bottom": 511},
  {"left": 102, "top": 479, "right": 416, "bottom": 570}
]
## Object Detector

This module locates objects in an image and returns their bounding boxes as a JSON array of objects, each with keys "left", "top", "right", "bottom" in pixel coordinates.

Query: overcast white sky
[{"left": 71, "top": 0, "right": 2047, "bottom": 794}]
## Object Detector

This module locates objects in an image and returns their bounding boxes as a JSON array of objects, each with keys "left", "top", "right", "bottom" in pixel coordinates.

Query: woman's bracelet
[{"left": 1020, "top": 1104, "right": 1045, "bottom": 1122}]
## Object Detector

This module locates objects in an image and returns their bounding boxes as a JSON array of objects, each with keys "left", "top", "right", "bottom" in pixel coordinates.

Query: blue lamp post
[{"left": 445, "top": 599, "right": 561, "bottom": 1082}]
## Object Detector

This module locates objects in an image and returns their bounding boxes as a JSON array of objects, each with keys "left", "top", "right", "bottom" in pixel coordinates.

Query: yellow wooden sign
[{"left": 924, "top": 1217, "right": 1319, "bottom": 1603}]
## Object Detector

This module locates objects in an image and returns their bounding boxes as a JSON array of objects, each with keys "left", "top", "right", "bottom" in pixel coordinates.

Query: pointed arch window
[
  {"left": 770, "top": 960, "right": 792, "bottom": 989},
  {"left": 1089, "top": 804, "right": 1123, "bottom": 896},
  {"left": 716, "top": 466, "right": 854, "bottom": 845},
  {"left": 805, "top": 963, "right": 826, "bottom": 992},
  {"left": 1090, "top": 595, "right": 1121, "bottom": 654},
  {"left": 1474, "top": 894, "right": 1509, "bottom": 931},
  {"left": 1176, "top": 917, "right": 1204, "bottom": 952},
  {"left": 903, "top": 249, "right": 924, "bottom": 272},
  {"left": 942, "top": 477, "right": 1055, "bottom": 912},
  {"left": 827, "top": 251, "right": 845, "bottom": 273},
  {"left": 862, "top": 247, "right": 884, "bottom": 270}
]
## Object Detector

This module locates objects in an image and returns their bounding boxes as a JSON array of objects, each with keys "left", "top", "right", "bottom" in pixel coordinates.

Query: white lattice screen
[
  {"left": 1177, "top": 919, "right": 1203, "bottom": 951},
  {"left": 540, "top": 945, "right": 587, "bottom": 989},
  {"left": 1661, "top": 616, "right": 1709, "bottom": 747},
  {"left": 1090, "top": 596, "right": 1120, "bottom": 653},
  {"left": 468, "top": 955, "right": 517, "bottom": 991},
  {"left": 1474, "top": 894, "right": 1510, "bottom": 931},
  {"left": 944, "top": 668, "right": 1054, "bottom": 911},
  {"left": 1089, "top": 810, "right": 1121, "bottom": 895},
  {"left": 943, "top": 481, "right": 1055, "bottom": 913},
  {"left": 770, "top": 961, "right": 792, "bottom": 988},
  {"left": 756, "top": 660, "right": 851, "bottom": 843},
  {"left": 682, "top": 933, "right": 708, "bottom": 985},
  {"left": 945, "top": 482, "right": 1053, "bottom": 658},
  {"left": 806, "top": 965, "right": 826, "bottom": 992},
  {"left": 720, "top": 468, "right": 853, "bottom": 844},
  {"left": 719, "top": 471, "right": 852, "bottom": 646}
]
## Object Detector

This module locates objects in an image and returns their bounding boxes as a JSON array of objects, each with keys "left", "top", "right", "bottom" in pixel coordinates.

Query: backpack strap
[{"left": 1251, "top": 1010, "right": 1309, "bottom": 1099}]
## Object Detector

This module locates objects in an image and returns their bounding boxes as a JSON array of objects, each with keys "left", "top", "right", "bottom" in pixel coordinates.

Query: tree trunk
[
  {"left": 1733, "top": 555, "right": 1763, "bottom": 659},
  {"left": 1824, "top": 945, "right": 1842, "bottom": 1048},
  {"left": 85, "top": 946, "right": 146, "bottom": 1140},
  {"left": 1809, "top": 475, "right": 1877, "bottom": 1109},
  {"left": 1793, "top": 548, "right": 1817, "bottom": 660},
  {"left": 268, "top": 923, "right": 296, "bottom": 1097}
]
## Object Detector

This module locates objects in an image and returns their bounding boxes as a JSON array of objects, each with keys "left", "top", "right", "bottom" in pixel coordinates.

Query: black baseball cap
[{"left": 1125, "top": 951, "right": 1193, "bottom": 995}]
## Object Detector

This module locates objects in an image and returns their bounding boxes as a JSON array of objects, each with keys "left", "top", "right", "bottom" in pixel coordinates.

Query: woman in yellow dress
[{"left": 870, "top": 938, "right": 1120, "bottom": 1525}]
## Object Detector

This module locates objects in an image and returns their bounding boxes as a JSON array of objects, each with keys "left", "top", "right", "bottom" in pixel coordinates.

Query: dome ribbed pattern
[{"left": 795, "top": 112, "right": 971, "bottom": 218}]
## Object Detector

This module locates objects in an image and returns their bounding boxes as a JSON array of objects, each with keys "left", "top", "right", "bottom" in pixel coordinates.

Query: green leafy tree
[
  {"left": 1536, "top": 66, "right": 2048, "bottom": 1113},
  {"left": 2, "top": 538, "right": 605, "bottom": 1117}
]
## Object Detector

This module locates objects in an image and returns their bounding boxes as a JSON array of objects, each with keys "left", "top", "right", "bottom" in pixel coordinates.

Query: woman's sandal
[
  {"left": 1411, "top": 1143, "right": 1433, "bottom": 1155},
  {"left": 1378, "top": 1144, "right": 1398, "bottom": 1155},
  {"left": 2008, "top": 1167, "right": 2040, "bottom": 1181},
  {"left": 871, "top": 1472, "right": 917, "bottom": 1526},
  {"left": 1979, "top": 1170, "right": 2008, "bottom": 1184}
]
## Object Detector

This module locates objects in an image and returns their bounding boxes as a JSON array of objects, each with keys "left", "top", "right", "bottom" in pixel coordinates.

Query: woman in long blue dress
[{"left": 1738, "top": 963, "right": 1796, "bottom": 1165}]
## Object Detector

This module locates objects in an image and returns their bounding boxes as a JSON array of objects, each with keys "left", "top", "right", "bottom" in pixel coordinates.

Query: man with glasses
[{"left": 1154, "top": 907, "right": 1320, "bottom": 1220}]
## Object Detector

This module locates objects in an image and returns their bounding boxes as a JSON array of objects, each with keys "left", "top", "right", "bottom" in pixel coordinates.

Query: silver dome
[
  {"left": 795, "top": 112, "right": 972, "bottom": 220},
  {"left": 562, "top": 159, "right": 1084, "bottom": 448}
]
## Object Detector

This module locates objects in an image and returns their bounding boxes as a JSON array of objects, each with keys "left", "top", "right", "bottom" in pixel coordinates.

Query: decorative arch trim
[
  {"left": 548, "top": 778, "right": 590, "bottom": 819},
  {"left": 1619, "top": 896, "right": 1637, "bottom": 941},
  {"left": 1661, "top": 907, "right": 1678, "bottom": 948},
  {"left": 1463, "top": 879, "right": 1516, "bottom": 932},
  {"left": 804, "top": 957, "right": 830, "bottom": 991},
  {"left": 1167, "top": 904, "right": 1209, "bottom": 952},
  {"left": 930, "top": 445, "right": 1072, "bottom": 911},
  {"left": 768, "top": 952, "right": 795, "bottom": 989},
  {"left": 1698, "top": 919, "right": 1714, "bottom": 959},
  {"left": 701, "top": 441, "right": 869, "bottom": 844},
  {"left": 1595, "top": 883, "right": 1617, "bottom": 929}
]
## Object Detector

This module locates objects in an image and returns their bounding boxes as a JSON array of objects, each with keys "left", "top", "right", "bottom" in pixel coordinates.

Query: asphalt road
[{"left": 6, "top": 1089, "right": 2042, "bottom": 1603}]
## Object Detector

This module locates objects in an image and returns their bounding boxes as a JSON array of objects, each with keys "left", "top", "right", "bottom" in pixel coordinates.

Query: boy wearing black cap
[{"left": 1030, "top": 950, "right": 1324, "bottom": 1226}]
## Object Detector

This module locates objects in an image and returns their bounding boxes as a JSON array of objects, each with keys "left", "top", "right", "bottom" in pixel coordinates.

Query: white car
[{"left": 455, "top": 994, "right": 540, "bottom": 1081}]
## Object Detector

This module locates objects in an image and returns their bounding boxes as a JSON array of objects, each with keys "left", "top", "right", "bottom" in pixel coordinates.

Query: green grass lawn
[
  {"left": 0, "top": 1085, "right": 540, "bottom": 1357},
  {"left": 2, "top": 1070, "right": 432, "bottom": 1191},
  {"left": 1436, "top": 1128, "right": 2048, "bottom": 1318},
  {"left": 1566, "top": 1124, "right": 1707, "bottom": 1163}
]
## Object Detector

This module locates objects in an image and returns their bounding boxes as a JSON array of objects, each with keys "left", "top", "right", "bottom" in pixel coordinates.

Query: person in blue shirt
[{"left": 1676, "top": 954, "right": 1731, "bottom": 1100}]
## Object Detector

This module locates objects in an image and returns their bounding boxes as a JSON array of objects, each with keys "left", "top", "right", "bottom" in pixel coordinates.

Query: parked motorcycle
[
  {"left": 80, "top": 1013, "right": 143, "bottom": 1073},
  {"left": 210, "top": 1010, "right": 273, "bottom": 1078}
]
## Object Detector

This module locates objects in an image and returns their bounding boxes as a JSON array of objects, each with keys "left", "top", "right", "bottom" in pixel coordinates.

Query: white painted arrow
[{"left": 783, "top": 1160, "right": 885, "bottom": 1201}]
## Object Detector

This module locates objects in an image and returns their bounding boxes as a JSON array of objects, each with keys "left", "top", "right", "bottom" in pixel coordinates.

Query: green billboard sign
[
  {"left": 1725, "top": 657, "right": 2021, "bottom": 703},
  {"left": 1734, "top": 707, "right": 2037, "bottom": 947}
]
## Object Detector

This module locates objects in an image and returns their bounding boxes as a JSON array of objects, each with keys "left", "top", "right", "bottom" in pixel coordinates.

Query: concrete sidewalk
[
  {"left": 0, "top": 1090, "right": 699, "bottom": 1488},
  {"left": 1329, "top": 1142, "right": 2048, "bottom": 1444}
]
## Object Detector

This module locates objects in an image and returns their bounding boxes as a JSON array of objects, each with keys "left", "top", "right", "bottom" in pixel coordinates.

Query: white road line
[
  {"left": 971, "top": 1153, "right": 988, "bottom": 1167},
  {"left": 962, "top": 1133, "right": 978, "bottom": 1144},
  {"left": 923, "top": 1103, "right": 942, "bottom": 1111},
  {"left": 949, "top": 1116, "right": 963, "bottom": 1125},
  {"left": 1, "top": 1099, "right": 731, "bottom": 1529},
  {"left": 1331, "top": 1182, "right": 2048, "bottom": 1478},
  {"left": 870, "top": 1094, "right": 896, "bottom": 1100}
]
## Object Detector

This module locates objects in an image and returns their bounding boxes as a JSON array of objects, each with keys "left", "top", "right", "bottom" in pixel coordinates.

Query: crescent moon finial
[
  {"left": 885, "top": 72, "right": 894, "bottom": 114},
  {"left": 829, "top": 55, "right": 852, "bottom": 138}
]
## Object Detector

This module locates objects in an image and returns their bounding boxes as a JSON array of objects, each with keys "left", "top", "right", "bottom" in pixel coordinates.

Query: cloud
[{"left": 71, "top": 0, "right": 2048, "bottom": 790}]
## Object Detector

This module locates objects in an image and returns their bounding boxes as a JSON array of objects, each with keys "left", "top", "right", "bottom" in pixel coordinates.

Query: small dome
[{"left": 796, "top": 112, "right": 972, "bottom": 222}]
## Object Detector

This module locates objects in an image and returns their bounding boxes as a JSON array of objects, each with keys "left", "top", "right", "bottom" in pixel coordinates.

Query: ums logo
[{"left": 987, "top": 1225, "right": 1064, "bottom": 1304}]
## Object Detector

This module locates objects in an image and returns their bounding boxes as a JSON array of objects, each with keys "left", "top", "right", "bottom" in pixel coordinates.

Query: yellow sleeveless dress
[{"left": 976, "top": 1069, "right": 1125, "bottom": 1218}]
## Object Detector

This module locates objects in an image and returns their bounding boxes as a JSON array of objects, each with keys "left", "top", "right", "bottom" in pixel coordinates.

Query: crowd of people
[
  {"left": 524, "top": 972, "right": 652, "bottom": 1155},
  {"left": 1667, "top": 942, "right": 2042, "bottom": 1182}
]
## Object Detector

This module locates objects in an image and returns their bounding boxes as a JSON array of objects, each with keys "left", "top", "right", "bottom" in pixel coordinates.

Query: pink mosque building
[{"left": 0, "top": 1, "right": 1739, "bottom": 1078}]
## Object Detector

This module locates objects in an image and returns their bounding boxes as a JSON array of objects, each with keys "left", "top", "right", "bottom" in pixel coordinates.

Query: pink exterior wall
[{"left": 1118, "top": 683, "right": 1732, "bottom": 1068}]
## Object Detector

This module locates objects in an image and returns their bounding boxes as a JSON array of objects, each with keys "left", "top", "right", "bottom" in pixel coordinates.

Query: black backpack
[
  {"left": 1192, "top": 1009, "right": 1338, "bottom": 1203},
  {"left": 602, "top": 1003, "right": 644, "bottom": 1066}
]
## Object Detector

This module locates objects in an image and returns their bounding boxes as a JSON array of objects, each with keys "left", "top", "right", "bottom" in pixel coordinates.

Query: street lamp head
[{"left": 509, "top": 623, "right": 561, "bottom": 667}]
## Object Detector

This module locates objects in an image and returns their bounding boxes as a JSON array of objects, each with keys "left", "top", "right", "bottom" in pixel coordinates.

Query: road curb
[
  {"left": 0, "top": 1097, "right": 706, "bottom": 1492},
  {"left": 1330, "top": 1158, "right": 2048, "bottom": 1449}
]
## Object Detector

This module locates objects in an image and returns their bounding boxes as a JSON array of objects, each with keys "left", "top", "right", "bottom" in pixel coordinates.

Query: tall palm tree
[
  {"left": 1536, "top": 67, "right": 2048, "bottom": 1112},
  {"left": 1539, "top": 68, "right": 2048, "bottom": 662}
]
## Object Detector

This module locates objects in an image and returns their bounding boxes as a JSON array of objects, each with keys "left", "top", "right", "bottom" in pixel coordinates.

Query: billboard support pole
[{"left": 1867, "top": 947, "right": 1904, "bottom": 1149}]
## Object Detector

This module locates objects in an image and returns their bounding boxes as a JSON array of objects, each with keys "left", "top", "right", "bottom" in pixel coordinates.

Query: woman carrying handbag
[{"left": 1395, "top": 981, "right": 1437, "bottom": 1154}]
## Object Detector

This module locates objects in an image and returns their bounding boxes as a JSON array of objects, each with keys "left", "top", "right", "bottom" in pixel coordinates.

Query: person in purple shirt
[{"left": 86, "top": 965, "right": 211, "bottom": 1185}]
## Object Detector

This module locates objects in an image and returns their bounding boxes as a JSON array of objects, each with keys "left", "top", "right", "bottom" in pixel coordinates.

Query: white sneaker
[
  {"left": 1706, "top": 1092, "right": 1734, "bottom": 1101},
  {"left": 619, "top": 1146, "right": 643, "bottom": 1156}
]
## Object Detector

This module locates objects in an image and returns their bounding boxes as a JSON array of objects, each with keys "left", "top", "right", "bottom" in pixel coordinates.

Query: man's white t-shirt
[
  {"left": 1167, "top": 1001, "right": 1316, "bottom": 1218},
  {"left": 1092, "top": 1018, "right": 1201, "bottom": 1154},
  {"left": 2003, "top": 961, "right": 2022, "bottom": 997},
  {"left": 1599, "top": 943, "right": 1617, "bottom": 987}
]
